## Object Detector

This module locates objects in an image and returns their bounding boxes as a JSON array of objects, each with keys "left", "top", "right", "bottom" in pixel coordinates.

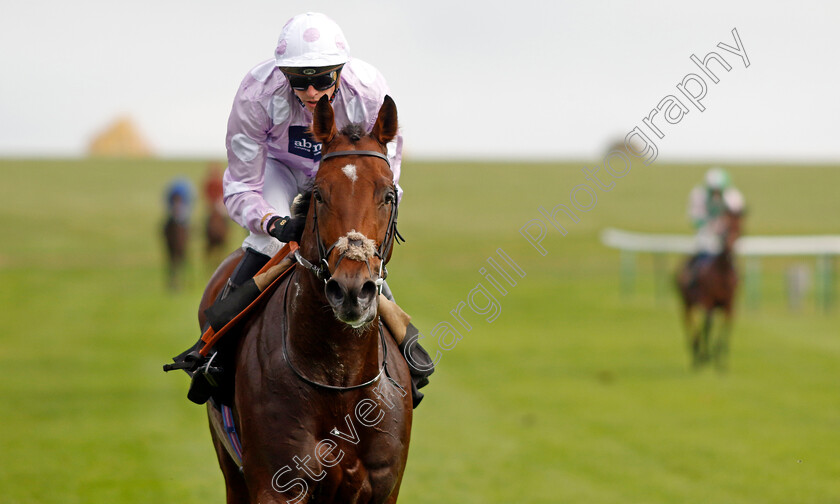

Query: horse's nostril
[
  {"left": 359, "top": 280, "right": 377, "bottom": 305},
  {"left": 325, "top": 279, "right": 345, "bottom": 306}
]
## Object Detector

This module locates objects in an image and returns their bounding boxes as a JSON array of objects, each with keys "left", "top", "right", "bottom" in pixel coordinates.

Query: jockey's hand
[{"left": 268, "top": 215, "right": 305, "bottom": 243}]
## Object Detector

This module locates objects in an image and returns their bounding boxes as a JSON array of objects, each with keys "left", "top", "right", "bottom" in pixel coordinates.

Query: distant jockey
[
  {"left": 166, "top": 177, "right": 195, "bottom": 224},
  {"left": 687, "top": 167, "right": 745, "bottom": 263}
]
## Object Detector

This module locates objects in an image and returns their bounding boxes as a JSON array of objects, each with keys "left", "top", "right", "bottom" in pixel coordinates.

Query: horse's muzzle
[{"left": 325, "top": 276, "right": 378, "bottom": 327}]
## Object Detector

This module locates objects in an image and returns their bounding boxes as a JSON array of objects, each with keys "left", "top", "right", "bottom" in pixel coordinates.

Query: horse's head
[
  {"left": 721, "top": 190, "right": 746, "bottom": 253},
  {"left": 298, "top": 94, "right": 400, "bottom": 328},
  {"left": 722, "top": 208, "right": 744, "bottom": 253}
]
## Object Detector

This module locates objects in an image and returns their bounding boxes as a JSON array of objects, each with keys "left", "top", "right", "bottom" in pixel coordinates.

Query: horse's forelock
[{"left": 339, "top": 123, "right": 367, "bottom": 143}]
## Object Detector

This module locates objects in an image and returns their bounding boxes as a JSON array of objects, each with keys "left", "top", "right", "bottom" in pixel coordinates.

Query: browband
[{"left": 320, "top": 150, "right": 390, "bottom": 167}]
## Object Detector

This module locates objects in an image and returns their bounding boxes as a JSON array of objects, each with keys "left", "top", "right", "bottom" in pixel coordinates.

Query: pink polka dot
[
  {"left": 275, "top": 39, "right": 286, "bottom": 55},
  {"left": 303, "top": 27, "right": 320, "bottom": 42},
  {"left": 335, "top": 35, "right": 346, "bottom": 50}
]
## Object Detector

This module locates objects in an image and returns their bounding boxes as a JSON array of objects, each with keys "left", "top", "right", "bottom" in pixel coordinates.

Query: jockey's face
[{"left": 294, "top": 84, "right": 337, "bottom": 112}]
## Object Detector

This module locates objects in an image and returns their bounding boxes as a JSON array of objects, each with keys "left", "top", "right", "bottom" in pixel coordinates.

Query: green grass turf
[{"left": 0, "top": 158, "right": 837, "bottom": 503}]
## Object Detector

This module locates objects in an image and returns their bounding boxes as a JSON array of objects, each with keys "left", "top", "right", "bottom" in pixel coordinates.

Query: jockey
[
  {"left": 173, "top": 12, "right": 433, "bottom": 406},
  {"left": 687, "top": 166, "right": 745, "bottom": 261},
  {"left": 165, "top": 177, "right": 194, "bottom": 224}
]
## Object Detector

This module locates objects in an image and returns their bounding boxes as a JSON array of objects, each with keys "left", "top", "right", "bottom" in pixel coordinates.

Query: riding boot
[
  {"left": 170, "top": 247, "right": 271, "bottom": 405},
  {"left": 397, "top": 324, "right": 435, "bottom": 408},
  {"left": 381, "top": 281, "right": 435, "bottom": 408}
]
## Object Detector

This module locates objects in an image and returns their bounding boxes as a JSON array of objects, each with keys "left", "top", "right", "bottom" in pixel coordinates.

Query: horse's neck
[
  {"left": 715, "top": 246, "right": 734, "bottom": 270},
  {"left": 283, "top": 269, "right": 382, "bottom": 386},
  {"left": 721, "top": 226, "right": 739, "bottom": 262}
]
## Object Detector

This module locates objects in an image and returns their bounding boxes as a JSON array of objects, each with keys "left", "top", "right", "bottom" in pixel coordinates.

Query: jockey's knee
[{"left": 230, "top": 248, "right": 271, "bottom": 287}]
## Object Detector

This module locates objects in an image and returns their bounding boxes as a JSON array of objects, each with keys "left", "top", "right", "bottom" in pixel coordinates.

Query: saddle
[{"left": 685, "top": 253, "right": 716, "bottom": 290}]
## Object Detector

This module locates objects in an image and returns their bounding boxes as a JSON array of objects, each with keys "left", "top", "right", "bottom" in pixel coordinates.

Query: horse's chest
[{"left": 255, "top": 392, "right": 407, "bottom": 502}]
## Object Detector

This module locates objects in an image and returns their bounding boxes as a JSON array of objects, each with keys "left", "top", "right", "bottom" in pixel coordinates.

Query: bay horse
[
  {"left": 205, "top": 200, "right": 230, "bottom": 264},
  {"left": 676, "top": 208, "right": 743, "bottom": 370},
  {"left": 199, "top": 95, "right": 412, "bottom": 503},
  {"left": 203, "top": 163, "right": 230, "bottom": 265}
]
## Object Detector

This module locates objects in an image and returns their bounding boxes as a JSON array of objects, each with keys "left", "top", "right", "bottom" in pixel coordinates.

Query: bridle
[
  {"left": 294, "top": 149, "right": 404, "bottom": 295},
  {"left": 286, "top": 148, "right": 405, "bottom": 392}
]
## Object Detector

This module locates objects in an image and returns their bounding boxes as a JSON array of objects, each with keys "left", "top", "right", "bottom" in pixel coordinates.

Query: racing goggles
[{"left": 281, "top": 67, "right": 341, "bottom": 91}]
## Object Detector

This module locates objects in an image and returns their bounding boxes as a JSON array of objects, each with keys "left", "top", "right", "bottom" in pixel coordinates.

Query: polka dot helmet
[
  {"left": 705, "top": 166, "right": 730, "bottom": 190},
  {"left": 274, "top": 12, "right": 350, "bottom": 68}
]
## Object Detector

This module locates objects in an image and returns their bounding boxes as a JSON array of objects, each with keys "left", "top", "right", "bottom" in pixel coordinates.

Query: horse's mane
[{"left": 292, "top": 185, "right": 313, "bottom": 219}]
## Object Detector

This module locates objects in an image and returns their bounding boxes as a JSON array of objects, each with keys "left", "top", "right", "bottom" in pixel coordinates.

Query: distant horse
[
  {"left": 163, "top": 191, "right": 190, "bottom": 291},
  {"left": 205, "top": 200, "right": 230, "bottom": 264},
  {"left": 199, "top": 95, "right": 412, "bottom": 503},
  {"left": 203, "top": 163, "right": 230, "bottom": 265},
  {"left": 676, "top": 209, "right": 743, "bottom": 370}
]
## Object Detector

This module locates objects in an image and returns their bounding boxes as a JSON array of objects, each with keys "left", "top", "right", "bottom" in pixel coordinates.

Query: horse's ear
[
  {"left": 371, "top": 95, "right": 398, "bottom": 145},
  {"left": 311, "top": 95, "right": 337, "bottom": 143}
]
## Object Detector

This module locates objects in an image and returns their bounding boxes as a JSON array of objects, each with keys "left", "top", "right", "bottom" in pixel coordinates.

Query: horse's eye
[
  {"left": 384, "top": 191, "right": 396, "bottom": 205},
  {"left": 313, "top": 190, "right": 324, "bottom": 204}
]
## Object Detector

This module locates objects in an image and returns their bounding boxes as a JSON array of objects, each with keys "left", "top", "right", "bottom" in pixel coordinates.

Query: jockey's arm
[
  {"left": 222, "top": 97, "right": 277, "bottom": 235},
  {"left": 688, "top": 186, "right": 707, "bottom": 230}
]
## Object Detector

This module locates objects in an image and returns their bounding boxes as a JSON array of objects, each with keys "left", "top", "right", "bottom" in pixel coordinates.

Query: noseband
[{"left": 294, "top": 150, "right": 404, "bottom": 293}]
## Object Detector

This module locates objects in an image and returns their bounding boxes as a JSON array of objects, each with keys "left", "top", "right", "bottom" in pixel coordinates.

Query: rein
[
  {"left": 294, "top": 149, "right": 404, "bottom": 293},
  {"left": 281, "top": 267, "right": 402, "bottom": 392}
]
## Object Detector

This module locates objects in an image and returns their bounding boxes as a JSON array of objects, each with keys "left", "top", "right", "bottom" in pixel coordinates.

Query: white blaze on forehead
[{"left": 341, "top": 164, "right": 358, "bottom": 182}]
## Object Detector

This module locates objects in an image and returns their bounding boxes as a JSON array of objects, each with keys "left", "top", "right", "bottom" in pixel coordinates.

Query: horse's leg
[
  {"left": 164, "top": 220, "right": 176, "bottom": 290},
  {"left": 690, "top": 324, "right": 703, "bottom": 368},
  {"left": 714, "top": 305, "right": 733, "bottom": 372},
  {"left": 696, "top": 308, "right": 713, "bottom": 367},
  {"left": 682, "top": 303, "right": 700, "bottom": 368},
  {"left": 208, "top": 409, "right": 250, "bottom": 504},
  {"left": 677, "top": 264, "right": 702, "bottom": 369}
]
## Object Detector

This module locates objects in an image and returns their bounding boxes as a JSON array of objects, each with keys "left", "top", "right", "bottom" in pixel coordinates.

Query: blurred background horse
[
  {"left": 202, "top": 162, "right": 230, "bottom": 266},
  {"left": 676, "top": 208, "right": 744, "bottom": 370},
  {"left": 163, "top": 177, "right": 194, "bottom": 291}
]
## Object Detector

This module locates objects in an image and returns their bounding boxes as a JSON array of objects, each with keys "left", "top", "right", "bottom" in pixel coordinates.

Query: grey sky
[{"left": 1, "top": 0, "right": 837, "bottom": 161}]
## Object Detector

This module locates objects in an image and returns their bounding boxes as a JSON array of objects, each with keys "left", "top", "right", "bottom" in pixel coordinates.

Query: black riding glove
[{"left": 267, "top": 215, "right": 305, "bottom": 243}]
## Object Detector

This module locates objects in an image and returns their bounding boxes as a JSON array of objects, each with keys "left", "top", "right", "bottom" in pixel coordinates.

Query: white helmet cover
[
  {"left": 705, "top": 166, "right": 730, "bottom": 190},
  {"left": 274, "top": 12, "right": 350, "bottom": 68}
]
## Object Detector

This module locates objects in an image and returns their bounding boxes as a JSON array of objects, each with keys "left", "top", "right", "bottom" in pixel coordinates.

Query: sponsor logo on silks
[{"left": 288, "top": 126, "right": 322, "bottom": 161}]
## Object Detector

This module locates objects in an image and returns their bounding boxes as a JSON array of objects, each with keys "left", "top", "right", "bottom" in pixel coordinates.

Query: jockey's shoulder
[
  {"left": 689, "top": 185, "right": 706, "bottom": 199},
  {"left": 340, "top": 58, "right": 389, "bottom": 99},
  {"left": 723, "top": 186, "right": 746, "bottom": 212},
  {"left": 236, "top": 59, "right": 288, "bottom": 102}
]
